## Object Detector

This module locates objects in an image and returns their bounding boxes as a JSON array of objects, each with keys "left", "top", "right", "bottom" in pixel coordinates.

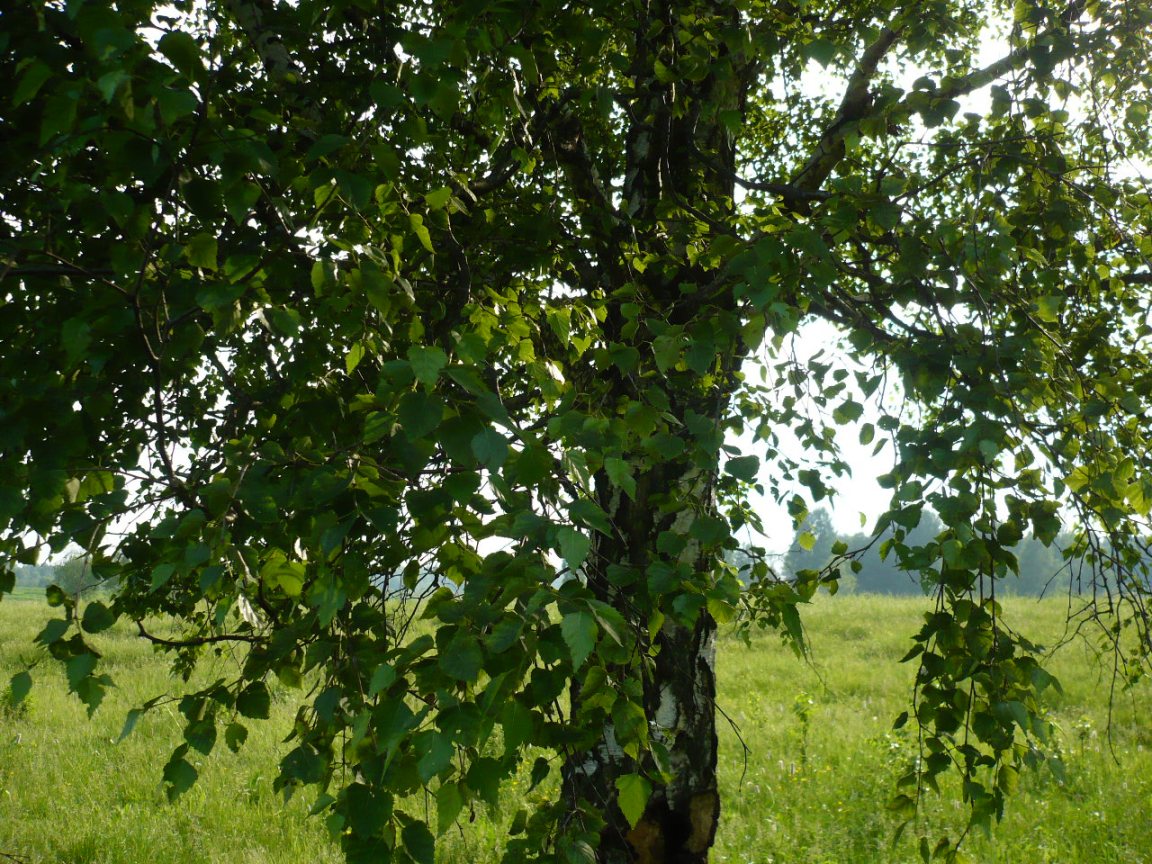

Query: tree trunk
[
  {"left": 561, "top": 623, "right": 720, "bottom": 864},
  {"left": 561, "top": 465, "right": 723, "bottom": 864},
  {"left": 556, "top": 3, "right": 750, "bottom": 860}
]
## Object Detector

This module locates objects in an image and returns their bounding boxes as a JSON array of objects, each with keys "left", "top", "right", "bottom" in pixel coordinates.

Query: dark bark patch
[
  {"left": 625, "top": 818, "right": 665, "bottom": 864},
  {"left": 686, "top": 790, "right": 720, "bottom": 854}
]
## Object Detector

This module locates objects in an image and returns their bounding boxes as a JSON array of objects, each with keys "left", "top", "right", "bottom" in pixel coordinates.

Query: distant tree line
[
  {"left": 769, "top": 509, "right": 1077, "bottom": 597},
  {"left": 14, "top": 555, "right": 106, "bottom": 598}
]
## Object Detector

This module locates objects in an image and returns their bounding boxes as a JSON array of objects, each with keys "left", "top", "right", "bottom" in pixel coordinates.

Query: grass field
[{"left": 1, "top": 592, "right": 1149, "bottom": 863}]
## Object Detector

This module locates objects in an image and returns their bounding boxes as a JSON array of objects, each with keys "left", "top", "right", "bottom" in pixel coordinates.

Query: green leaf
[
  {"left": 604, "top": 457, "right": 637, "bottom": 500},
  {"left": 186, "top": 718, "right": 217, "bottom": 755},
  {"left": 560, "top": 611, "right": 598, "bottom": 668},
  {"left": 410, "top": 213, "right": 435, "bottom": 252},
  {"left": 528, "top": 756, "right": 550, "bottom": 790},
  {"left": 646, "top": 433, "right": 686, "bottom": 459},
  {"left": 118, "top": 707, "right": 144, "bottom": 742},
  {"left": 237, "top": 681, "right": 271, "bottom": 719},
  {"left": 262, "top": 555, "right": 305, "bottom": 597},
  {"left": 557, "top": 526, "right": 591, "bottom": 572},
  {"left": 425, "top": 186, "right": 453, "bottom": 209},
  {"left": 225, "top": 721, "right": 248, "bottom": 752},
  {"left": 486, "top": 616, "right": 523, "bottom": 654},
  {"left": 467, "top": 756, "right": 502, "bottom": 807},
  {"left": 436, "top": 782, "right": 465, "bottom": 835},
  {"left": 471, "top": 428, "right": 509, "bottom": 468},
  {"left": 346, "top": 341, "right": 366, "bottom": 374},
  {"left": 60, "top": 319, "right": 91, "bottom": 369},
  {"left": 870, "top": 201, "right": 902, "bottom": 230},
  {"left": 13, "top": 60, "right": 53, "bottom": 107},
  {"left": 803, "top": 38, "right": 838, "bottom": 67},
  {"left": 35, "top": 618, "right": 70, "bottom": 646},
  {"left": 224, "top": 181, "right": 262, "bottom": 224},
  {"left": 158, "top": 87, "right": 199, "bottom": 124},
  {"left": 725, "top": 455, "right": 760, "bottom": 482},
  {"left": 40, "top": 92, "right": 77, "bottom": 144},
  {"left": 401, "top": 819, "right": 436, "bottom": 864},
  {"left": 158, "top": 31, "right": 204, "bottom": 80},
  {"left": 71, "top": 673, "right": 107, "bottom": 717},
  {"left": 569, "top": 499, "right": 614, "bottom": 535},
  {"left": 500, "top": 700, "right": 534, "bottom": 751},
  {"left": 417, "top": 732, "right": 454, "bottom": 781},
  {"left": 547, "top": 308, "right": 572, "bottom": 344},
  {"left": 277, "top": 664, "right": 303, "bottom": 689},
  {"left": 440, "top": 632, "right": 483, "bottom": 683},
  {"left": 96, "top": 69, "right": 129, "bottom": 103},
  {"left": 509, "top": 444, "right": 554, "bottom": 486},
  {"left": 1034, "top": 295, "right": 1063, "bottom": 322},
  {"left": 361, "top": 266, "right": 397, "bottom": 315},
  {"left": 81, "top": 600, "right": 116, "bottom": 634},
  {"left": 833, "top": 399, "right": 864, "bottom": 424},
  {"left": 281, "top": 745, "right": 327, "bottom": 785},
  {"left": 652, "top": 333, "right": 683, "bottom": 372},
  {"left": 311, "top": 260, "right": 333, "bottom": 292},
  {"left": 45, "top": 584, "right": 68, "bottom": 607},
  {"left": 408, "top": 345, "right": 448, "bottom": 386},
  {"left": 398, "top": 391, "right": 444, "bottom": 440},
  {"left": 185, "top": 234, "right": 219, "bottom": 271},
  {"left": 615, "top": 773, "right": 652, "bottom": 829},
  {"left": 65, "top": 652, "right": 97, "bottom": 691},
  {"left": 562, "top": 839, "right": 598, "bottom": 864},
  {"left": 345, "top": 783, "right": 393, "bottom": 837},
  {"left": 368, "top": 663, "right": 396, "bottom": 697}
]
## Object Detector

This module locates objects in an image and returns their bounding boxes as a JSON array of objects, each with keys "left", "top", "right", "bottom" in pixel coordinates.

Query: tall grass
[
  {"left": 1, "top": 593, "right": 1148, "bottom": 863},
  {"left": 708, "top": 595, "right": 1152, "bottom": 864}
]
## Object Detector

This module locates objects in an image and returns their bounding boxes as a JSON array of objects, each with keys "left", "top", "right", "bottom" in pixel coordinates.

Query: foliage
[
  {"left": 3, "top": 1, "right": 1152, "bottom": 862},
  {"left": 784, "top": 509, "right": 855, "bottom": 592}
]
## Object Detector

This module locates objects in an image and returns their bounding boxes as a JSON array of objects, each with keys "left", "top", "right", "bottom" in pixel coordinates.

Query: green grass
[
  {"left": 1, "top": 593, "right": 1149, "bottom": 863},
  {"left": 709, "top": 596, "right": 1152, "bottom": 864}
]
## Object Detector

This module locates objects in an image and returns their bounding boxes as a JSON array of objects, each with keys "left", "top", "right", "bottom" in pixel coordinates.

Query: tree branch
[
  {"left": 0, "top": 263, "right": 114, "bottom": 279},
  {"left": 790, "top": 0, "right": 1088, "bottom": 200},
  {"left": 136, "top": 620, "right": 262, "bottom": 648},
  {"left": 792, "top": 24, "right": 905, "bottom": 194}
]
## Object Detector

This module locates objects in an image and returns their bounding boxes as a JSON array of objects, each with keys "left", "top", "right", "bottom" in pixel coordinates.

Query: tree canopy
[{"left": 3, "top": 1, "right": 1152, "bottom": 862}]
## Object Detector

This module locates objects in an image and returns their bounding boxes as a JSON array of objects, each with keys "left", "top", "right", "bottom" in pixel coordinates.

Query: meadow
[{"left": 1, "top": 590, "right": 1149, "bottom": 864}]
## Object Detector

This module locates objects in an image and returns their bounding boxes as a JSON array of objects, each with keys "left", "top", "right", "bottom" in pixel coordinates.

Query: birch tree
[{"left": 3, "top": 1, "right": 1152, "bottom": 862}]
